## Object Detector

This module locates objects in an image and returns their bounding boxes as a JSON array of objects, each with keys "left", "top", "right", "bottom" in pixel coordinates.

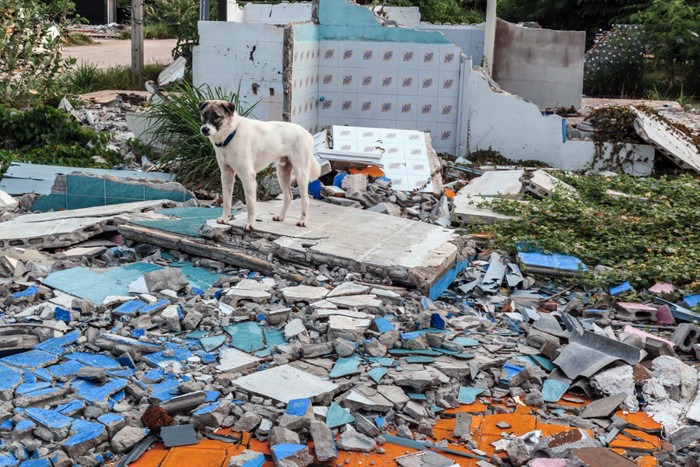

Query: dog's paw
[
  {"left": 243, "top": 223, "right": 255, "bottom": 232},
  {"left": 216, "top": 217, "right": 230, "bottom": 225},
  {"left": 296, "top": 221, "right": 307, "bottom": 227},
  {"left": 272, "top": 215, "right": 284, "bottom": 222}
]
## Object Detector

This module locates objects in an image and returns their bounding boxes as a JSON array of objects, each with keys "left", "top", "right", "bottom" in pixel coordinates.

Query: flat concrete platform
[{"left": 222, "top": 199, "right": 464, "bottom": 296}]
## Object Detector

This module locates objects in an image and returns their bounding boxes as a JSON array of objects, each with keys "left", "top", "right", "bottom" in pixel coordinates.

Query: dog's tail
[{"left": 310, "top": 156, "right": 322, "bottom": 181}]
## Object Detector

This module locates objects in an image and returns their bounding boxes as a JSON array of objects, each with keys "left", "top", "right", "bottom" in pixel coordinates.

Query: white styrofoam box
[
  {"left": 397, "top": 98, "right": 417, "bottom": 121},
  {"left": 338, "top": 97, "right": 358, "bottom": 120},
  {"left": 437, "top": 97, "right": 457, "bottom": 123},
  {"left": 438, "top": 71, "right": 460, "bottom": 98},
  {"left": 398, "top": 43, "right": 420, "bottom": 70},
  {"left": 338, "top": 70, "right": 358, "bottom": 94},
  {"left": 378, "top": 45, "right": 398, "bottom": 67},
  {"left": 357, "top": 71, "right": 378, "bottom": 95},
  {"left": 417, "top": 96, "right": 438, "bottom": 121},
  {"left": 397, "top": 70, "right": 418, "bottom": 96},
  {"left": 378, "top": 70, "right": 398, "bottom": 95},
  {"left": 318, "top": 92, "right": 338, "bottom": 119},
  {"left": 376, "top": 95, "right": 398, "bottom": 121},
  {"left": 357, "top": 43, "right": 379, "bottom": 69},
  {"left": 320, "top": 41, "right": 340, "bottom": 67},
  {"left": 418, "top": 71, "right": 439, "bottom": 97},
  {"left": 338, "top": 41, "right": 360, "bottom": 68},
  {"left": 318, "top": 67, "right": 338, "bottom": 93}
]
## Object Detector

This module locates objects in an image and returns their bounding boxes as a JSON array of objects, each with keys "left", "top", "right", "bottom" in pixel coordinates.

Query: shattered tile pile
[{"left": 1, "top": 220, "right": 700, "bottom": 467}]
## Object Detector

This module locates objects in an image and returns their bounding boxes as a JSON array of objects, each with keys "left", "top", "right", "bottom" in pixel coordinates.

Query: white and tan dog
[{"left": 199, "top": 100, "right": 321, "bottom": 231}]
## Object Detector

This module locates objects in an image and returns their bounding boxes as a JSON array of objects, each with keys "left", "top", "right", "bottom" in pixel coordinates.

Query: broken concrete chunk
[
  {"left": 281, "top": 285, "right": 329, "bottom": 302},
  {"left": 336, "top": 429, "right": 377, "bottom": 452},
  {"left": 111, "top": 426, "right": 147, "bottom": 453},
  {"left": 310, "top": 420, "right": 337, "bottom": 462}
]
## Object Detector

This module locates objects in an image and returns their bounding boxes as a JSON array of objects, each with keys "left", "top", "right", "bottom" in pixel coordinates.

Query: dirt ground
[{"left": 64, "top": 38, "right": 177, "bottom": 69}]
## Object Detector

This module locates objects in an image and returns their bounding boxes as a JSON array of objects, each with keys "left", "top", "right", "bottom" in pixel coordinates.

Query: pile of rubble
[{"left": 1, "top": 203, "right": 699, "bottom": 467}]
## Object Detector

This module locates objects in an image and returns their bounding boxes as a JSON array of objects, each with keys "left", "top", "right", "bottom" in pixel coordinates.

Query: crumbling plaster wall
[{"left": 493, "top": 19, "right": 585, "bottom": 109}]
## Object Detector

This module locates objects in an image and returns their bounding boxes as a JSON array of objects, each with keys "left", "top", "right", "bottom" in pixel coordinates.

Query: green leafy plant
[
  {"left": 0, "top": 0, "right": 77, "bottom": 107},
  {"left": 144, "top": 82, "right": 259, "bottom": 191},
  {"left": 0, "top": 105, "right": 120, "bottom": 175},
  {"left": 463, "top": 173, "right": 700, "bottom": 290}
]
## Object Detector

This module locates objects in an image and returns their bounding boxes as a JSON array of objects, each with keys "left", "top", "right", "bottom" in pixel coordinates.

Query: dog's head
[{"left": 198, "top": 100, "right": 236, "bottom": 137}]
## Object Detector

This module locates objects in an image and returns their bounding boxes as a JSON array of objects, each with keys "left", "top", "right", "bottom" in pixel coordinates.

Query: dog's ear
[
  {"left": 223, "top": 101, "right": 236, "bottom": 115},
  {"left": 197, "top": 101, "right": 208, "bottom": 113}
]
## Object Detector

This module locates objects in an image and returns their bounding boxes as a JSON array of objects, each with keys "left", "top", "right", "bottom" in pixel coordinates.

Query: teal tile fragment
[
  {"left": 452, "top": 336, "right": 480, "bottom": 347},
  {"left": 326, "top": 402, "right": 354, "bottom": 428},
  {"left": 329, "top": 356, "right": 361, "bottom": 378},
  {"left": 532, "top": 355, "right": 556, "bottom": 372},
  {"left": 405, "top": 356, "right": 435, "bottom": 364},
  {"left": 542, "top": 378, "right": 569, "bottom": 402},
  {"left": 458, "top": 386, "right": 485, "bottom": 404},
  {"left": 200, "top": 334, "right": 226, "bottom": 352},
  {"left": 367, "top": 367, "right": 387, "bottom": 384}
]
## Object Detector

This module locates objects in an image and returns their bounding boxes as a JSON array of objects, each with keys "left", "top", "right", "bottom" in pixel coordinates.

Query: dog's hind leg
[
  {"left": 217, "top": 165, "right": 236, "bottom": 224},
  {"left": 273, "top": 160, "right": 293, "bottom": 223},
  {"left": 295, "top": 168, "right": 310, "bottom": 227},
  {"left": 240, "top": 170, "right": 258, "bottom": 232}
]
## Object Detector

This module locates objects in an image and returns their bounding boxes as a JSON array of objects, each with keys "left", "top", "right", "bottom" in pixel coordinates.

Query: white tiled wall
[
  {"left": 317, "top": 40, "right": 462, "bottom": 153},
  {"left": 289, "top": 40, "right": 321, "bottom": 133}
]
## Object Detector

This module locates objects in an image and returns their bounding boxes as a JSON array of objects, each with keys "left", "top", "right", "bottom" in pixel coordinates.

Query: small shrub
[
  {"left": 145, "top": 82, "right": 258, "bottom": 191},
  {"left": 67, "top": 63, "right": 167, "bottom": 93},
  {"left": 65, "top": 33, "right": 94, "bottom": 46},
  {"left": 144, "top": 22, "right": 172, "bottom": 39}
]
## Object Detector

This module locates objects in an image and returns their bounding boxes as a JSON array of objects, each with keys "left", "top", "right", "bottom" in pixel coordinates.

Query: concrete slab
[
  {"left": 0, "top": 200, "right": 166, "bottom": 249},
  {"left": 452, "top": 194, "right": 520, "bottom": 224},
  {"left": 459, "top": 170, "right": 524, "bottom": 198},
  {"left": 233, "top": 364, "right": 338, "bottom": 404},
  {"left": 226, "top": 199, "right": 463, "bottom": 296}
]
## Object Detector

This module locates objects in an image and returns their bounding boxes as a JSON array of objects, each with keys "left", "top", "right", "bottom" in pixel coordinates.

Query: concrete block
[
  {"left": 615, "top": 302, "right": 657, "bottom": 322},
  {"left": 671, "top": 323, "right": 700, "bottom": 353}
]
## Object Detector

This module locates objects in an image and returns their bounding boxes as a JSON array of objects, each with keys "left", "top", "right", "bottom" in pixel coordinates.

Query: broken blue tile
[
  {"left": 131, "top": 329, "right": 146, "bottom": 338},
  {"left": 610, "top": 281, "right": 632, "bottom": 296},
  {"left": 405, "top": 356, "right": 435, "bottom": 364},
  {"left": 192, "top": 287, "right": 205, "bottom": 295},
  {"left": 139, "top": 299, "right": 171, "bottom": 315},
  {"left": 71, "top": 378, "right": 128, "bottom": 403},
  {"left": 62, "top": 419, "right": 106, "bottom": 452},
  {"left": 458, "top": 386, "right": 485, "bottom": 404},
  {"left": 0, "top": 363, "right": 22, "bottom": 394},
  {"left": 11, "top": 286, "right": 37, "bottom": 299},
  {"left": 19, "top": 460, "right": 50, "bottom": 467},
  {"left": 373, "top": 317, "right": 394, "bottom": 334},
  {"left": 150, "top": 376, "right": 181, "bottom": 403},
  {"left": 286, "top": 398, "right": 311, "bottom": 416},
  {"left": 193, "top": 402, "right": 219, "bottom": 416},
  {"left": 388, "top": 349, "right": 441, "bottom": 356},
  {"left": 185, "top": 329, "right": 209, "bottom": 339},
  {"left": 430, "top": 405, "right": 444, "bottom": 413},
  {"left": 116, "top": 353, "right": 136, "bottom": 369},
  {"left": 47, "top": 360, "right": 85, "bottom": 378},
  {"left": 500, "top": 363, "right": 526, "bottom": 385},
  {"left": 34, "top": 330, "right": 80, "bottom": 355},
  {"left": 1, "top": 350, "right": 59, "bottom": 368},
  {"left": 542, "top": 378, "right": 570, "bottom": 403},
  {"left": 452, "top": 336, "right": 479, "bottom": 347},
  {"left": 98, "top": 413, "right": 123, "bottom": 426},
  {"left": 14, "top": 420, "right": 35, "bottom": 434},
  {"left": 407, "top": 392, "right": 428, "bottom": 401},
  {"left": 0, "top": 453, "right": 18, "bottom": 467},
  {"left": 516, "top": 248, "right": 587, "bottom": 273},
  {"left": 366, "top": 357, "right": 395, "bottom": 367},
  {"left": 532, "top": 355, "right": 556, "bottom": 372},
  {"left": 144, "top": 368, "right": 165, "bottom": 383},
  {"left": 271, "top": 444, "right": 307, "bottom": 462},
  {"left": 224, "top": 322, "right": 264, "bottom": 353},
  {"left": 0, "top": 419, "right": 12, "bottom": 430},
  {"left": 107, "top": 369, "right": 135, "bottom": 378},
  {"left": 433, "top": 348, "right": 475, "bottom": 359},
  {"left": 26, "top": 408, "right": 72, "bottom": 430},
  {"left": 240, "top": 453, "right": 265, "bottom": 467},
  {"left": 683, "top": 294, "right": 700, "bottom": 308},
  {"left": 204, "top": 390, "right": 220, "bottom": 402},
  {"left": 201, "top": 353, "right": 216, "bottom": 364},
  {"left": 15, "top": 381, "right": 57, "bottom": 397},
  {"left": 32, "top": 368, "right": 51, "bottom": 382},
  {"left": 113, "top": 300, "right": 147, "bottom": 316},
  {"left": 430, "top": 313, "right": 445, "bottom": 329},
  {"left": 255, "top": 326, "right": 286, "bottom": 358},
  {"left": 53, "top": 307, "right": 70, "bottom": 323},
  {"left": 143, "top": 344, "right": 192, "bottom": 368},
  {"left": 200, "top": 334, "right": 226, "bottom": 352},
  {"left": 56, "top": 400, "right": 84, "bottom": 416},
  {"left": 367, "top": 367, "right": 387, "bottom": 384},
  {"left": 328, "top": 356, "right": 362, "bottom": 378},
  {"left": 66, "top": 352, "right": 121, "bottom": 369},
  {"left": 326, "top": 402, "right": 354, "bottom": 428}
]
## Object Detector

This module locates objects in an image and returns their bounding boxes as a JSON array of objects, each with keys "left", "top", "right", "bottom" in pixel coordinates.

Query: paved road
[{"left": 64, "top": 38, "right": 177, "bottom": 69}]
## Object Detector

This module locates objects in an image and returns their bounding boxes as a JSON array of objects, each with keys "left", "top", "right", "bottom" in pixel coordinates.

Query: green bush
[
  {"left": 144, "top": 82, "right": 258, "bottom": 190},
  {"left": 0, "top": 105, "right": 121, "bottom": 175},
  {"left": 68, "top": 63, "right": 167, "bottom": 93}
]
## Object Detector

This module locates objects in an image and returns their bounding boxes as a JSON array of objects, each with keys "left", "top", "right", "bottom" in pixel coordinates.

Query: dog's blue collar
[{"left": 214, "top": 129, "right": 237, "bottom": 148}]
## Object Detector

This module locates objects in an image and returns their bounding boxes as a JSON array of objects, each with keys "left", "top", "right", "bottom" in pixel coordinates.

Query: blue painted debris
[
  {"left": 0, "top": 453, "right": 18, "bottom": 467},
  {"left": 56, "top": 400, "right": 84, "bottom": 416},
  {"left": 610, "top": 281, "right": 633, "bottom": 296},
  {"left": 1, "top": 350, "right": 59, "bottom": 368},
  {"left": 366, "top": 357, "right": 394, "bottom": 367},
  {"left": 53, "top": 307, "right": 71, "bottom": 323},
  {"left": 204, "top": 390, "right": 220, "bottom": 402},
  {"left": 542, "top": 378, "right": 570, "bottom": 403},
  {"left": 11, "top": 285, "right": 37, "bottom": 299},
  {"left": 408, "top": 392, "right": 428, "bottom": 401},
  {"left": 271, "top": 444, "right": 307, "bottom": 462},
  {"left": 14, "top": 420, "right": 35, "bottom": 433},
  {"left": 430, "top": 313, "right": 446, "bottom": 329},
  {"left": 66, "top": 352, "right": 121, "bottom": 369},
  {"left": 35, "top": 330, "right": 80, "bottom": 355},
  {"left": 683, "top": 294, "right": 700, "bottom": 308},
  {"left": 62, "top": 419, "right": 106, "bottom": 451},
  {"left": 458, "top": 386, "right": 485, "bottom": 404},
  {"left": 429, "top": 257, "right": 469, "bottom": 300},
  {"left": 113, "top": 300, "right": 148, "bottom": 316},
  {"left": 223, "top": 322, "right": 287, "bottom": 357},
  {"left": 286, "top": 398, "right": 311, "bottom": 416},
  {"left": 0, "top": 363, "right": 22, "bottom": 394},
  {"left": 326, "top": 402, "right": 354, "bottom": 428},
  {"left": 139, "top": 299, "right": 171, "bottom": 315},
  {"left": 25, "top": 407, "right": 72, "bottom": 430},
  {"left": 193, "top": 402, "right": 220, "bottom": 416},
  {"left": 98, "top": 413, "right": 124, "bottom": 426},
  {"left": 532, "top": 355, "right": 556, "bottom": 372},
  {"left": 143, "top": 344, "right": 193, "bottom": 368},
  {"left": 516, "top": 244, "right": 587, "bottom": 276},
  {"left": 373, "top": 317, "right": 394, "bottom": 334},
  {"left": 47, "top": 360, "right": 85, "bottom": 378},
  {"left": 71, "top": 378, "right": 128, "bottom": 403},
  {"left": 328, "top": 356, "right": 362, "bottom": 378},
  {"left": 500, "top": 363, "right": 526, "bottom": 385},
  {"left": 240, "top": 453, "right": 266, "bottom": 467},
  {"left": 150, "top": 376, "right": 182, "bottom": 403},
  {"left": 367, "top": 367, "right": 387, "bottom": 384},
  {"left": 18, "top": 460, "right": 50, "bottom": 467}
]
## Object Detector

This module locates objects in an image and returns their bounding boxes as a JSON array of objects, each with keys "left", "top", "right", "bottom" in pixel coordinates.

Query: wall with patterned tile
[
  {"left": 289, "top": 23, "right": 321, "bottom": 133},
  {"left": 193, "top": 22, "right": 285, "bottom": 122}
]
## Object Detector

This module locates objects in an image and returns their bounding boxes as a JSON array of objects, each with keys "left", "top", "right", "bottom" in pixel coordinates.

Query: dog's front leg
[
  {"left": 240, "top": 171, "right": 257, "bottom": 232},
  {"left": 217, "top": 165, "right": 236, "bottom": 225}
]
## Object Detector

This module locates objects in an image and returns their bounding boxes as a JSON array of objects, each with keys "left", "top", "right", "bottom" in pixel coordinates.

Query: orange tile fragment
[
  {"left": 623, "top": 429, "right": 661, "bottom": 449},
  {"left": 348, "top": 165, "right": 385, "bottom": 177},
  {"left": 444, "top": 188, "right": 456, "bottom": 198},
  {"left": 636, "top": 455, "right": 659, "bottom": 467},
  {"left": 609, "top": 434, "right": 657, "bottom": 452},
  {"left": 160, "top": 446, "right": 230, "bottom": 467},
  {"left": 613, "top": 411, "right": 662, "bottom": 432}
]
